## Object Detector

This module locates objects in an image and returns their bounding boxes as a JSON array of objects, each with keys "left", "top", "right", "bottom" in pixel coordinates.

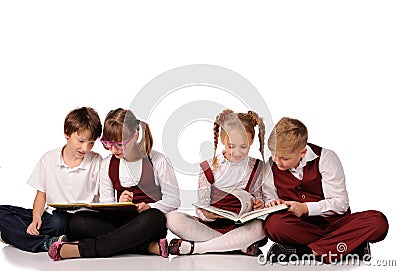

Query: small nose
[
  {"left": 110, "top": 145, "right": 119, "bottom": 153},
  {"left": 81, "top": 143, "right": 89, "bottom": 152}
]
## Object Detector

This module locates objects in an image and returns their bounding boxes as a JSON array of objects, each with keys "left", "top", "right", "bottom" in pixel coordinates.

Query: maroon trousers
[{"left": 264, "top": 210, "right": 388, "bottom": 263}]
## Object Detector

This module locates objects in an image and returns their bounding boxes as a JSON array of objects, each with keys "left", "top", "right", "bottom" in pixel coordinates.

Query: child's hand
[
  {"left": 285, "top": 201, "right": 308, "bottom": 217},
  {"left": 252, "top": 199, "right": 264, "bottom": 210},
  {"left": 135, "top": 202, "right": 150, "bottom": 213},
  {"left": 266, "top": 199, "right": 285, "bottom": 208},
  {"left": 199, "top": 208, "right": 224, "bottom": 219},
  {"left": 26, "top": 218, "right": 42, "bottom": 235},
  {"left": 119, "top": 190, "right": 133, "bottom": 202}
]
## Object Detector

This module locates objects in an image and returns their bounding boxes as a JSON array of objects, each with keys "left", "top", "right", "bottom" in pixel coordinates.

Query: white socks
[{"left": 166, "top": 211, "right": 266, "bottom": 255}]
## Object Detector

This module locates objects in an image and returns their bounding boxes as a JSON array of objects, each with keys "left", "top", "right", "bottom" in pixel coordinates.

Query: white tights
[{"left": 166, "top": 211, "right": 266, "bottom": 255}]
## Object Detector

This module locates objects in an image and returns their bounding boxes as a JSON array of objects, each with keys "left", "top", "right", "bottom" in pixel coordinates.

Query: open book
[
  {"left": 193, "top": 189, "right": 288, "bottom": 224},
  {"left": 48, "top": 202, "right": 137, "bottom": 211}
]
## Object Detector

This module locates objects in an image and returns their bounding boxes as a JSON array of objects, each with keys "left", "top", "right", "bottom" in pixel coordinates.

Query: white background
[{"left": 0, "top": 1, "right": 399, "bottom": 270}]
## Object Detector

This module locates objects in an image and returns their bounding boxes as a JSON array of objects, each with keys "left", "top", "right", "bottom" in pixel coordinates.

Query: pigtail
[
  {"left": 137, "top": 121, "right": 153, "bottom": 157},
  {"left": 248, "top": 111, "right": 267, "bottom": 177},
  {"left": 212, "top": 122, "right": 220, "bottom": 170},
  {"left": 212, "top": 109, "right": 235, "bottom": 170}
]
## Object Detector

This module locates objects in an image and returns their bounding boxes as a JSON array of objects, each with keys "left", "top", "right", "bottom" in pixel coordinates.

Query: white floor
[{"left": 1, "top": 233, "right": 396, "bottom": 271}]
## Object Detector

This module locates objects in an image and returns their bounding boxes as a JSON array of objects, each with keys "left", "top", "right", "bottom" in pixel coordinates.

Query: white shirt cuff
[{"left": 306, "top": 202, "right": 321, "bottom": 216}]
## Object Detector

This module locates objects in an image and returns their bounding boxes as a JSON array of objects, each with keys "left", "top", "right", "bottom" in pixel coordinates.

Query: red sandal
[{"left": 168, "top": 238, "right": 194, "bottom": 255}]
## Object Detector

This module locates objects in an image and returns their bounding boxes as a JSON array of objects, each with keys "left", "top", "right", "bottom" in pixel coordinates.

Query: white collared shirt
[
  {"left": 99, "top": 150, "right": 180, "bottom": 214},
  {"left": 263, "top": 145, "right": 349, "bottom": 217},
  {"left": 27, "top": 147, "right": 102, "bottom": 213}
]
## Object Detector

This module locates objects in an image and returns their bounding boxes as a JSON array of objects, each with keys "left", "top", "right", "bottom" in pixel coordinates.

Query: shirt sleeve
[
  {"left": 252, "top": 173, "right": 264, "bottom": 201},
  {"left": 99, "top": 156, "right": 116, "bottom": 203},
  {"left": 91, "top": 153, "right": 102, "bottom": 202},
  {"left": 149, "top": 152, "right": 181, "bottom": 214},
  {"left": 306, "top": 148, "right": 350, "bottom": 216},
  {"left": 261, "top": 160, "right": 280, "bottom": 205},
  {"left": 195, "top": 168, "right": 215, "bottom": 222},
  {"left": 27, "top": 154, "right": 46, "bottom": 192}
]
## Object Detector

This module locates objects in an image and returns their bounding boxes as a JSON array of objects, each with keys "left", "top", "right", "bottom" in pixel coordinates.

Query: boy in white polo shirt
[{"left": 0, "top": 106, "right": 102, "bottom": 252}]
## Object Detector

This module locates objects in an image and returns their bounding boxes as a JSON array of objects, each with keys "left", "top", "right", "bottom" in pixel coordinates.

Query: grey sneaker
[{"left": 44, "top": 235, "right": 68, "bottom": 251}]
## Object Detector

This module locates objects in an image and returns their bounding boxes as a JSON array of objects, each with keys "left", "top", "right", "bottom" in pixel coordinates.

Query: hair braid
[{"left": 212, "top": 122, "right": 220, "bottom": 169}]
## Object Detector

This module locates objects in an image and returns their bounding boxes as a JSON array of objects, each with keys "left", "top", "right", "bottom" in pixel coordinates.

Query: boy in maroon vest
[{"left": 263, "top": 117, "right": 388, "bottom": 264}]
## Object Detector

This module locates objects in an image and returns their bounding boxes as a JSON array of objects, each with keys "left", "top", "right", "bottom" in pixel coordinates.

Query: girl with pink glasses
[{"left": 48, "top": 108, "right": 180, "bottom": 260}]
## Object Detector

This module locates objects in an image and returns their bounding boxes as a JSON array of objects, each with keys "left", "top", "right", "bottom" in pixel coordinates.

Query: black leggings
[{"left": 68, "top": 208, "right": 167, "bottom": 258}]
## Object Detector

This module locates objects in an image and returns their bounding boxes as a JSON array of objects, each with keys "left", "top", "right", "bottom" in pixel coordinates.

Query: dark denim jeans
[{"left": 0, "top": 205, "right": 71, "bottom": 252}]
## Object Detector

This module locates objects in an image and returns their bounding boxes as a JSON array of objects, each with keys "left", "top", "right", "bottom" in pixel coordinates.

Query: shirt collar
[
  {"left": 219, "top": 152, "right": 249, "bottom": 166},
  {"left": 57, "top": 146, "right": 90, "bottom": 170},
  {"left": 296, "top": 144, "right": 318, "bottom": 170}
]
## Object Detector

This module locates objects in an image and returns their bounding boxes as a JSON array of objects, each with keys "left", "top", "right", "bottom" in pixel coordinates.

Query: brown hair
[
  {"left": 268, "top": 117, "right": 308, "bottom": 155},
  {"left": 102, "top": 108, "right": 153, "bottom": 157},
  {"left": 64, "top": 107, "right": 102, "bottom": 141},
  {"left": 212, "top": 109, "right": 266, "bottom": 169}
]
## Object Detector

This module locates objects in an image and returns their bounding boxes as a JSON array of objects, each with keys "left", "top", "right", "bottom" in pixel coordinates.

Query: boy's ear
[
  {"left": 64, "top": 133, "right": 69, "bottom": 139},
  {"left": 300, "top": 147, "right": 307, "bottom": 158}
]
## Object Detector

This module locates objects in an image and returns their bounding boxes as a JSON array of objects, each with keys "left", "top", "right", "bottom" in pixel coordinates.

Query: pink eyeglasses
[{"left": 100, "top": 132, "right": 136, "bottom": 151}]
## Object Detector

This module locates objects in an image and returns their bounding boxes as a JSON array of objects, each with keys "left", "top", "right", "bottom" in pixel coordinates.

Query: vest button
[{"left": 301, "top": 195, "right": 306, "bottom": 199}]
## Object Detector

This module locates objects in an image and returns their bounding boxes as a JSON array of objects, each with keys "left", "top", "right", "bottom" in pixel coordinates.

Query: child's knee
[
  {"left": 165, "top": 210, "right": 186, "bottom": 229},
  {"left": 263, "top": 214, "right": 286, "bottom": 237},
  {"left": 367, "top": 210, "right": 389, "bottom": 240},
  {"left": 50, "top": 213, "right": 70, "bottom": 232},
  {"left": 247, "top": 220, "right": 264, "bottom": 233}
]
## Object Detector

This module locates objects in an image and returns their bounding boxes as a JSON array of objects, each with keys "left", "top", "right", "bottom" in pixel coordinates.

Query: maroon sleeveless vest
[
  {"left": 200, "top": 158, "right": 261, "bottom": 214},
  {"left": 109, "top": 155, "right": 162, "bottom": 204},
  {"left": 271, "top": 143, "right": 324, "bottom": 203}
]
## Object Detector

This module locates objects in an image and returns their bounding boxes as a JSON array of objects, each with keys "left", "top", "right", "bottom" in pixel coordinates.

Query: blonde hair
[
  {"left": 212, "top": 109, "right": 266, "bottom": 170},
  {"left": 102, "top": 108, "right": 153, "bottom": 157},
  {"left": 268, "top": 117, "right": 308, "bottom": 155}
]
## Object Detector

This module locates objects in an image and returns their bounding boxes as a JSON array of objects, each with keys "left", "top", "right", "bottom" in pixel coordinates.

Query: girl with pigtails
[
  {"left": 166, "top": 109, "right": 267, "bottom": 256},
  {"left": 48, "top": 108, "right": 180, "bottom": 260}
]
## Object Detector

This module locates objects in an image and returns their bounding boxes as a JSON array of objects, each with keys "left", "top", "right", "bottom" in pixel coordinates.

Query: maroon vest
[
  {"left": 109, "top": 155, "right": 162, "bottom": 204},
  {"left": 200, "top": 159, "right": 261, "bottom": 214},
  {"left": 271, "top": 143, "right": 324, "bottom": 203}
]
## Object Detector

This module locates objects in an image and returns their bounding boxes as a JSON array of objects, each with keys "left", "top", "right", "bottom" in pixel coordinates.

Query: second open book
[
  {"left": 48, "top": 202, "right": 137, "bottom": 211},
  {"left": 193, "top": 189, "right": 288, "bottom": 224}
]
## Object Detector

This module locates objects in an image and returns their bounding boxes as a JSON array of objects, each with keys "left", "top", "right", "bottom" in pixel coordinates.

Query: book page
[
  {"left": 229, "top": 189, "right": 254, "bottom": 216},
  {"left": 239, "top": 204, "right": 288, "bottom": 223},
  {"left": 192, "top": 203, "right": 238, "bottom": 220},
  {"left": 89, "top": 202, "right": 136, "bottom": 208}
]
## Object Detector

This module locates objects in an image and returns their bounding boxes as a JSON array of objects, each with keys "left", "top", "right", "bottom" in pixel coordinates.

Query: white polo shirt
[{"left": 27, "top": 147, "right": 102, "bottom": 213}]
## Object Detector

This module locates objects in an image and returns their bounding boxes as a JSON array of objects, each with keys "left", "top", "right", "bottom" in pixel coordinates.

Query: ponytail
[{"left": 137, "top": 121, "right": 153, "bottom": 157}]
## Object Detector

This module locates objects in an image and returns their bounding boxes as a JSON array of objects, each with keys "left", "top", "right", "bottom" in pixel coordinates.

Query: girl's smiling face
[{"left": 222, "top": 129, "right": 253, "bottom": 163}]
